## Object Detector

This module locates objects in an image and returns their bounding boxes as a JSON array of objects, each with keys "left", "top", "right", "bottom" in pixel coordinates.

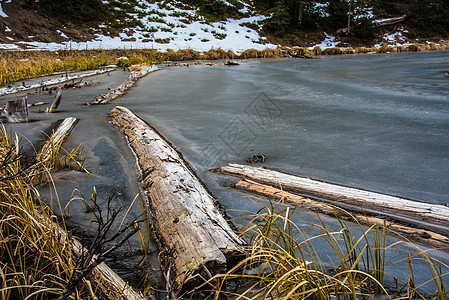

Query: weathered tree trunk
[
  {"left": 90, "top": 65, "right": 157, "bottom": 105},
  {"left": 218, "top": 164, "right": 449, "bottom": 234},
  {"left": 337, "top": 15, "right": 408, "bottom": 35},
  {"left": 297, "top": 1, "right": 304, "bottom": 27},
  {"left": 110, "top": 106, "right": 245, "bottom": 294},
  {"left": 347, "top": 0, "right": 352, "bottom": 35},
  {"left": 0, "top": 68, "right": 115, "bottom": 97},
  {"left": 235, "top": 179, "right": 449, "bottom": 251},
  {"left": 37, "top": 117, "right": 146, "bottom": 300},
  {"left": 0, "top": 97, "right": 29, "bottom": 123},
  {"left": 373, "top": 15, "right": 408, "bottom": 27},
  {"left": 37, "top": 117, "right": 77, "bottom": 160},
  {"left": 46, "top": 86, "right": 63, "bottom": 112}
]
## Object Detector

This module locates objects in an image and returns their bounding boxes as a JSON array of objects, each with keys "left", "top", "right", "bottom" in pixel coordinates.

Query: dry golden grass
[
  {"left": 342, "top": 47, "right": 355, "bottom": 54},
  {"left": 239, "top": 47, "right": 286, "bottom": 59},
  {"left": 312, "top": 46, "right": 322, "bottom": 56},
  {"left": 201, "top": 48, "right": 232, "bottom": 60},
  {"left": 0, "top": 126, "right": 75, "bottom": 299},
  {"left": 1, "top": 42, "right": 448, "bottom": 87},
  {"left": 322, "top": 47, "right": 343, "bottom": 55},
  {"left": 200, "top": 201, "right": 448, "bottom": 300}
]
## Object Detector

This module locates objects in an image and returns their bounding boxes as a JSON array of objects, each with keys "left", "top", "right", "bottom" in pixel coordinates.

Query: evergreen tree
[
  {"left": 37, "top": 0, "right": 110, "bottom": 24},
  {"left": 262, "top": 1, "right": 292, "bottom": 33}
]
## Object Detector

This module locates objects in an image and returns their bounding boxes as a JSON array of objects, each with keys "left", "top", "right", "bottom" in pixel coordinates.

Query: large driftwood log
[
  {"left": 90, "top": 65, "right": 157, "bottom": 105},
  {"left": 0, "top": 68, "right": 115, "bottom": 97},
  {"left": 37, "top": 117, "right": 146, "bottom": 300},
  {"left": 110, "top": 106, "right": 245, "bottom": 294},
  {"left": 0, "top": 97, "right": 29, "bottom": 123},
  {"left": 235, "top": 179, "right": 449, "bottom": 251},
  {"left": 218, "top": 164, "right": 449, "bottom": 235}
]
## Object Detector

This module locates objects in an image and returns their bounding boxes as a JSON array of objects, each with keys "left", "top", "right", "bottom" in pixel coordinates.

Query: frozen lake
[
  {"left": 4, "top": 50, "right": 449, "bottom": 294},
  {"left": 120, "top": 51, "right": 449, "bottom": 206}
]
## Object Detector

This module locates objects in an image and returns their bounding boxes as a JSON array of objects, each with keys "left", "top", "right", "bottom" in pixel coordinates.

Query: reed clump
[
  {"left": 354, "top": 46, "right": 373, "bottom": 53},
  {"left": 322, "top": 47, "right": 343, "bottom": 55},
  {"left": 202, "top": 200, "right": 448, "bottom": 299},
  {"left": 0, "top": 125, "right": 76, "bottom": 299},
  {"left": 201, "top": 48, "right": 232, "bottom": 60},
  {"left": 239, "top": 47, "right": 286, "bottom": 59},
  {"left": 312, "top": 46, "right": 322, "bottom": 56},
  {"left": 2, "top": 41, "right": 448, "bottom": 87}
]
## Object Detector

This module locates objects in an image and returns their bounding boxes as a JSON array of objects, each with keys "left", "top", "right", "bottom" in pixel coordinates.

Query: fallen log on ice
[
  {"left": 0, "top": 97, "right": 29, "bottom": 123},
  {"left": 0, "top": 68, "right": 115, "bottom": 97},
  {"left": 42, "top": 216, "right": 146, "bottom": 300},
  {"left": 110, "top": 106, "right": 245, "bottom": 294},
  {"left": 36, "top": 117, "right": 146, "bottom": 300},
  {"left": 36, "top": 117, "right": 78, "bottom": 162},
  {"left": 235, "top": 179, "right": 449, "bottom": 251},
  {"left": 218, "top": 164, "right": 449, "bottom": 235},
  {"left": 90, "top": 65, "right": 157, "bottom": 105}
]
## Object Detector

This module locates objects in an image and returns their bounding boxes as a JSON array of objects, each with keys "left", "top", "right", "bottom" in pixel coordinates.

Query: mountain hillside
[{"left": 0, "top": 0, "right": 448, "bottom": 51}]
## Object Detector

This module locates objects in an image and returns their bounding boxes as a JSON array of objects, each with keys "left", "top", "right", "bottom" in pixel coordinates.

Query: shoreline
[
  {"left": 2, "top": 57, "right": 448, "bottom": 298},
  {"left": 1, "top": 44, "right": 449, "bottom": 89}
]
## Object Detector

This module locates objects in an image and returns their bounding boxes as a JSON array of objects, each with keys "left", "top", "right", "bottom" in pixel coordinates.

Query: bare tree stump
[
  {"left": 0, "top": 97, "right": 29, "bottom": 123},
  {"left": 110, "top": 106, "right": 245, "bottom": 294}
]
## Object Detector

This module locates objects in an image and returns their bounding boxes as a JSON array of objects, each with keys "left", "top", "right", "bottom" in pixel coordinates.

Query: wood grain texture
[
  {"left": 91, "top": 65, "right": 157, "bottom": 105},
  {"left": 218, "top": 164, "right": 449, "bottom": 233},
  {"left": 110, "top": 106, "right": 245, "bottom": 294},
  {"left": 235, "top": 179, "right": 449, "bottom": 251}
]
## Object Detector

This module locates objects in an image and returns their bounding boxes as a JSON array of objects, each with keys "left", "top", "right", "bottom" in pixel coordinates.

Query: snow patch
[
  {"left": 0, "top": 2, "right": 8, "bottom": 17},
  {"left": 310, "top": 33, "right": 340, "bottom": 50},
  {"left": 0, "top": 43, "right": 18, "bottom": 50},
  {"left": 57, "top": 30, "right": 69, "bottom": 39},
  {"left": 314, "top": 2, "right": 329, "bottom": 17}
]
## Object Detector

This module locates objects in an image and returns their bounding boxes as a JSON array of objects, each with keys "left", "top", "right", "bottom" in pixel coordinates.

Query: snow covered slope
[
  {"left": 0, "top": 0, "right": 445, "bottom": 52},
  {"left": 0, "top": 0, "right": 276, "bottom": 52}
]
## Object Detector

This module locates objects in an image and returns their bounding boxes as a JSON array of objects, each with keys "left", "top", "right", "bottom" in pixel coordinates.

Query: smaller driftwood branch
[
  {"left": 44, "top": 86, "right": 63, "bottom": 113},
  {"left": 36, "top": 117, "right": 146, "bottom": 300},
  {"left": 89, "top": 65, "right": 157, "bottom": 105}
]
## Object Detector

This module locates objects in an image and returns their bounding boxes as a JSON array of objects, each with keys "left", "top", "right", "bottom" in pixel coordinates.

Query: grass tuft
[
  {"left": 0, "top": 124, "right": 76, "bottom": 299},
  {"left": 198, "top": 199, "right": 449, "bottom": 299}
]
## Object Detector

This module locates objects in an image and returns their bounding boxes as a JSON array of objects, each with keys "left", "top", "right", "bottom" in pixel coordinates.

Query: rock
[{"left": 224, "top": 61, "right": 240, "bottom": 66}]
